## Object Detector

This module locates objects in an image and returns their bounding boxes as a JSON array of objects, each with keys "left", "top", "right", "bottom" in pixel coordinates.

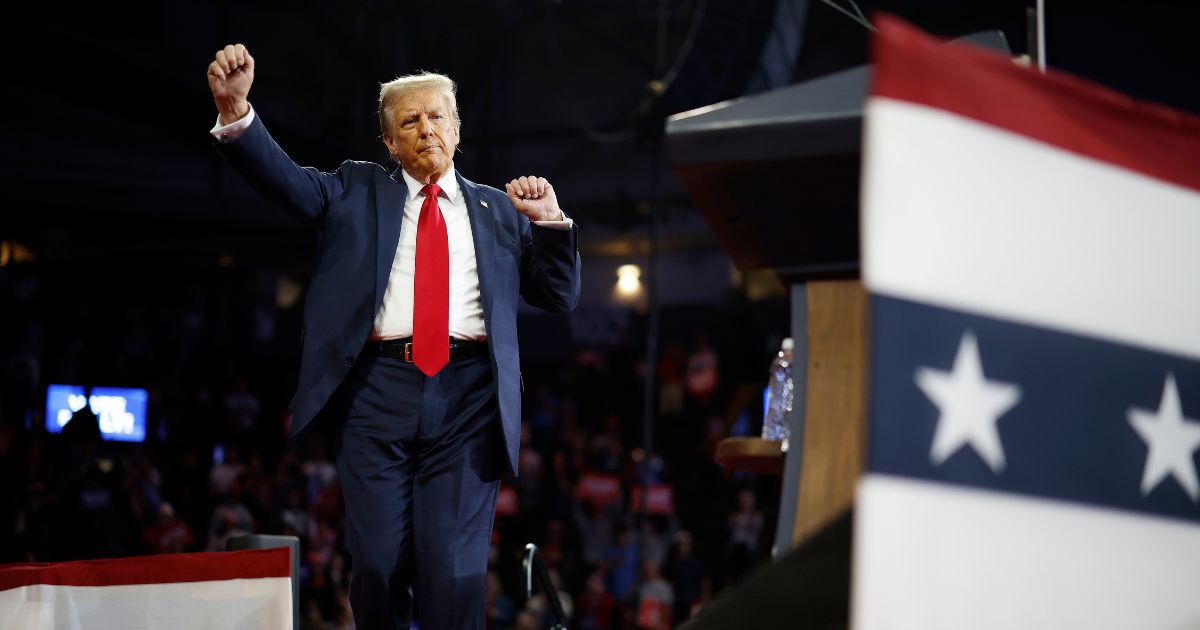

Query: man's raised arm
[{"left": 207, "top": 43, "right": 254, "bottom": 125}]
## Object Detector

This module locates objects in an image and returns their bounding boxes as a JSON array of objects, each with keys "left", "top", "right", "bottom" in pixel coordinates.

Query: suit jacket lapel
[
  {"left": 458, "top": 173, "right": 496, "bottom": 325},
  {"left": 375, "top": 168, "right": 409, "bottom": 316}
]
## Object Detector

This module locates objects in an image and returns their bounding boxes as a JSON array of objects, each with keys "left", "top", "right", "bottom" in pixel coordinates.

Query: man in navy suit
[{"left": 207, "top": 43, "right": 580, "bottom": 629}]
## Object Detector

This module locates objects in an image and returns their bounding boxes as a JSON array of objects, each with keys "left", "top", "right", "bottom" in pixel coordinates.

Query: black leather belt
[{"left": 365, "top": 337, "right": 488, "bottom": 362}]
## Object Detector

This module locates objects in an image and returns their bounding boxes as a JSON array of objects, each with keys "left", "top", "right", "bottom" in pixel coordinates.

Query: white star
[
  {"left": 1127, "top": 373, "right": 1200, "bottom": 502},
  {"left": 914, "top": 331, "right": 1022, "bottom": 474}
]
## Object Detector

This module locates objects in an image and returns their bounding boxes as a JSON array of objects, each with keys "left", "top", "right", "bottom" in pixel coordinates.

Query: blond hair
[{"left": 377, "top": 72, "right": 460, "bottom": 135}]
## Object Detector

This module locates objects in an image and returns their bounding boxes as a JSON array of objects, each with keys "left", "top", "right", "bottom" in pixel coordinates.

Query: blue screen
[{"left": 45, "top": 384, "right": 148, "bottom": 443}]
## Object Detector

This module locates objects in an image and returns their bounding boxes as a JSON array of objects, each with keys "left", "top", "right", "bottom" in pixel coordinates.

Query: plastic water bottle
[{"left": 762, "top": 338, "right": 794, "bottom": 452}]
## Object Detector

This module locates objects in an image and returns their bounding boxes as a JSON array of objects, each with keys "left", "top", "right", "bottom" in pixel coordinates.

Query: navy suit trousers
[{"left": 335, "top": 351, "right": 504, "bottom": 629}]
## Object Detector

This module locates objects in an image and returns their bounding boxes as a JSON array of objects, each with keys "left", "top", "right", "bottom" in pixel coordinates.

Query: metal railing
[{"left": 522, "top": 543, "right": 569, "bottom": 630}]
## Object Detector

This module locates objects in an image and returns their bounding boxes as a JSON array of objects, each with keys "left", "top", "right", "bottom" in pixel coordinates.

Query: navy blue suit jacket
[{"left": 215, "top": 114, "right": 581, "bottom": 472}]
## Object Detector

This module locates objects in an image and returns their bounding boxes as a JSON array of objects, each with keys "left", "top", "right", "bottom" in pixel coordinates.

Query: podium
[
  {"left": 667, "top": 61, "right": 872, "bottom": 555},
  {"left": 665, "top": 30, "right": 1011, "bottom": 628}
]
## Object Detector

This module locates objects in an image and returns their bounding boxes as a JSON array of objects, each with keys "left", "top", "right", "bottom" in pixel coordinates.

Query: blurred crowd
[{"left": 0, "top": 259, "right": 786, "bottom": 629}]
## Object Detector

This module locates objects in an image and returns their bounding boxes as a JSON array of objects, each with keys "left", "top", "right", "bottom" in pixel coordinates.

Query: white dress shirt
[
  {"left": 374, "top": 167, "right": 486, "bottom": 340},
  {"left": 210, "top": 106, "right": 572, "bottom": 341}
]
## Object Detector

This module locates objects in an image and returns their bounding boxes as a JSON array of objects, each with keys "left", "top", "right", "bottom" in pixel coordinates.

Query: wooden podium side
[{"left": 792, "top": 279, "right": 868, "bottom": 546}]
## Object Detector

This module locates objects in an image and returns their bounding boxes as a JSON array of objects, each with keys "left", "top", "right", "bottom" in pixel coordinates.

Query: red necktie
[{"left": 413, "top": 183, "right": 448, "bottom": 376}]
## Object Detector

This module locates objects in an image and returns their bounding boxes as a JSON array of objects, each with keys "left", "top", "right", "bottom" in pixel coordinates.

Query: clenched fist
[
  {"left": 505, "top": 176, "right": 564, "bottom": 223},
  {"left": 207, "top": 44, "right": 254, "bottom": 125}
]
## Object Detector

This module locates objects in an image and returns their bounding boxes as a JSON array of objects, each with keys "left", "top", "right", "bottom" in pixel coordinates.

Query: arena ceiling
[{"left": 4, "top": 0, "right": 1196, "bottom": 271}]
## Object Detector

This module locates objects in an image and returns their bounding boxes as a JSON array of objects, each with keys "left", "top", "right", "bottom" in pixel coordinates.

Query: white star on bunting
[
  {"left": 914, "top": 331, "right": 1022, "bottom": 474},
  {"left": 1128, "top": 373, "right": 1200, "bottom": 502}
]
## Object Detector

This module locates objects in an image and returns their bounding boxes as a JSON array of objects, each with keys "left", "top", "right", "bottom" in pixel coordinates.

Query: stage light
[
  {"left": 615, "top": 264, "right": 643, "bottom": 300},
  {"left": 0, "top": 240, "right": 35, "bottom": 266}
]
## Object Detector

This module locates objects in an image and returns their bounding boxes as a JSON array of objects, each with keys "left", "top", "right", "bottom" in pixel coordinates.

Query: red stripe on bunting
[
  {"left": 870, "top": 13, "right": 1200, "bottom": 194},
  {"left": 0, "top": 548, "right": 290, "bottom": 592}
]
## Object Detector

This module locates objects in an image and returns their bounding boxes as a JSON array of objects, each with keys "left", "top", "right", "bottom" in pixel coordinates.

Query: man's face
[{"left": 383, "top": 87, "right": 460, "bottom": 184}]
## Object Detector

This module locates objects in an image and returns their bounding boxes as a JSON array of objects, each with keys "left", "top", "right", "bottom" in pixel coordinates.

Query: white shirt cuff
[
  {"left": 533, "top": 211, "right": 573, "bottom": 230},
  {"left": 210, "top": 106, "right": 256, "bottom": 142}
]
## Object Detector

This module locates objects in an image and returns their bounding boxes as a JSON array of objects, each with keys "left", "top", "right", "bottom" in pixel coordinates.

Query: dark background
[{"left": 4, "top": 0, "right": 1198, "bottom": 274}]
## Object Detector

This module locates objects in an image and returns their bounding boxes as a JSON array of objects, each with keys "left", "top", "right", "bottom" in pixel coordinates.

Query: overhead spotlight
[{"left": 615, "top": 264, "right": 643, "bottom": 301}]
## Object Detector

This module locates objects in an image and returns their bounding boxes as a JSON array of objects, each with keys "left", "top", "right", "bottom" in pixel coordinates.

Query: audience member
[
  {"left": 142, "top": 502, "right": 195, "bottom": 554},
  {"left": 634, "top": 559, "right": 674, "bottom": 630},
  {"left": 662, "top": 531, "right": 708, "bottom": 624},
  {"left": 725, "top": 488, "right": 765, "bottom": 583},
  {"left": 576, "top": 570, "right": 617, "bottom": 630}
]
